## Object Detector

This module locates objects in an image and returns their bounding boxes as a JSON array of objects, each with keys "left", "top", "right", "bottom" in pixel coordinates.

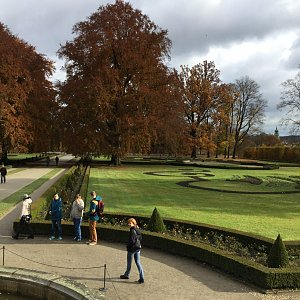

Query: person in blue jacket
[
  {"left": 87, "top": 191, "right": 102, "bottom": 246},
  {"left": 49, "top": 193, "right": 63, "bottom": 240}
]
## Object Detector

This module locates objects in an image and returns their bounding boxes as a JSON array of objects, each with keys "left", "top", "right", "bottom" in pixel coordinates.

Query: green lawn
[
  {"left": 7, "top": 153, "right": 42, "bottom": 160},
  {"left": 88, "top": 164, "right": 300, "bottom": 241},
  {"left": 0, "top": 169, "right": 61, "bottom": 218}
]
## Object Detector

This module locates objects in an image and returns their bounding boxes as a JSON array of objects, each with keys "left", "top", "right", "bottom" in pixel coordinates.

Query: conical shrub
[
  {"left": 147, "top": 207, "right": 166, "bottom": 233},
  {"left": 266, "top": 234, "right": 289, "bottom": 268}
]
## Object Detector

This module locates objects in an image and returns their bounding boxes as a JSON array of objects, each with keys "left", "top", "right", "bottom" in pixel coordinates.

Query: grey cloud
[
  {"left": 131, "top": 0, "right": 300, "bottom": 57},
  {"left": 285, "top": 35, "right": 300, "bottom": 69},
  {"left": 1, "top": 0, "right": 300, "bottom": 134}
]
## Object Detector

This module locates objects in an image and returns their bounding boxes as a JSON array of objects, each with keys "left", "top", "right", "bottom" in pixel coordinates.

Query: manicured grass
[
  {"left": 88, "top": 165, "right": 300, "bottom": 241},
  {"left": 0, "top": 169, "right": 61, "bottom": 218},
  {"left": 7, "top": 153, "right": 42, "bottom": 160}
]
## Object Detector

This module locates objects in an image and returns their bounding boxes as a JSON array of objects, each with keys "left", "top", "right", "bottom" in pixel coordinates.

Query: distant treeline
[{"left": 243, "top": 146, "right": 300, "bottom": 163}]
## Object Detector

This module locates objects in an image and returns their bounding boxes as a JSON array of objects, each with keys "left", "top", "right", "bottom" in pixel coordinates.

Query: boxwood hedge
[{"left": 13, "top": 220, "right": 300, "bottom": 291}]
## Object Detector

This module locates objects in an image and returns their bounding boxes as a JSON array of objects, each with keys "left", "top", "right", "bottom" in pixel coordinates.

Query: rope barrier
[
  {"left": 106, "top": 268, "right": 122, "bottom": 300},
  {"left": 3, "top": 247, "right": 105, "bottom": 270},
  {"left": 1, "top": 245, "right": 107, "bottom": 290}
]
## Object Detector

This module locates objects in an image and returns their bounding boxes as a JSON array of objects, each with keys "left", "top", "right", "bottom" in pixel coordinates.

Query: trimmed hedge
[
  {"left": 13, "top": 220, "right": 300, "bottom": 290},
  {"left": 30, "top": 166, "right": 78, "bottom": 219},
  {"left": 267, "top": 234, "right": 289, "bottom": 268},
  {"left": 100, "top": 212, "right": 300, "bottom": 251},
  {"left": 31, "top": 164, "right": 87, "bottom": 220},
  {"left": 79, "top": 165, "right": 90, "bottom": 203},
  {"left": 147, "top": 208, "right": 166, "bottom": 233}
]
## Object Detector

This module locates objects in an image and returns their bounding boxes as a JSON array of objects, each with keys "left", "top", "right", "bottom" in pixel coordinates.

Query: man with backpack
[{"left": 87, "top": 191, "right": 104, "bottom": 246}]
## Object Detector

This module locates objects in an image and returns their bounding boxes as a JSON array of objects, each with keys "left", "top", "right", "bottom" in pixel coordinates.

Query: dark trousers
[
  {"left": 14, "top": 219, "right": 34, "bottom": 238},
  {"left": 51, "top": 219, "right": 62, "bottom": 238},
  {"left": 1, "top": 175, "right": 5, "bottom": 183}
]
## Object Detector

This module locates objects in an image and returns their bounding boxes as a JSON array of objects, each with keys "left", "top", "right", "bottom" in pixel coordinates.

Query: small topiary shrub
[
  {"left": 267, "top": 234, "right": 289, "bottom": 268},
  {"left": 147, "top": 207, "right": 166, "bottom": 233}
]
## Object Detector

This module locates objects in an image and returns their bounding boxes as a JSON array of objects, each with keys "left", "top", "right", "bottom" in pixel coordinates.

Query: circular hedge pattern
[{"left": 144, "top": 169, "right": 300, "bottom": 194}]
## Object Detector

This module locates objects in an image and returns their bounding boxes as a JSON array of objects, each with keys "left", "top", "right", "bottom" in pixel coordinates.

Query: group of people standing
[
  {"left": 48, "top": 190, "right": 103, "bottom": 244},
  {"left": 12, "top": 190, "right": 145, "bottom": 284}
]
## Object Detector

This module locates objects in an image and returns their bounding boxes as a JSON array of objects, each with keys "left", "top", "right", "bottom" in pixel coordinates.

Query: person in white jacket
[{"left": 12, "top": 194, "right": 34, "bottom": 239}]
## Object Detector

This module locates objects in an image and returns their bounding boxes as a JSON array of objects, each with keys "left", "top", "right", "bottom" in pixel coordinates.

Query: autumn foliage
[
  {"left": 1, "top": 2, "right": 269, "bottom": 162},
  {"left": 178, "top": 61, "right": 234, "bottom": 158},
  {"left": 0, "top": 23, "right": 55, "bottom": 161},
  {"left": 58, "top": 1, "right": 183, "bottom": 164}
]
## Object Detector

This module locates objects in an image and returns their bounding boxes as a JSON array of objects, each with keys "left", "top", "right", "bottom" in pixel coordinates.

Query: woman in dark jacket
[{"left": 120, "top": 218, "right": 144, "bottom": 283}]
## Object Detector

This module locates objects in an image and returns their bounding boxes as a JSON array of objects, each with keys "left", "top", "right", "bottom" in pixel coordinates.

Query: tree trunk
[
  {"left": 110, "top": 154, "right": 121, "bottom": 166},
  {"left": 232, "top": 143, "right": 238, "bottom": 159},
  {"left": 1, "top": 141, "right": 8, "bottom": 163},
  {"left": 191, "top": 146, "right": 197, "bottom": 159}
]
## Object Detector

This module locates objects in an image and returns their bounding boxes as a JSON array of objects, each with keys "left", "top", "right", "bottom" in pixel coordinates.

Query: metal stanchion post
[
  {"left": 2, "top": 246, "right": 5, "bottom": 266},
  {"left": 99, "top": 264, "right": 107, "bottom": 291}
]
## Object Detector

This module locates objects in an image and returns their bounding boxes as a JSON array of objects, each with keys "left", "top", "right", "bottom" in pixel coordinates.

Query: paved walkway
[{"left": 0, "top": 158, "right": 299, "bottom": 300}]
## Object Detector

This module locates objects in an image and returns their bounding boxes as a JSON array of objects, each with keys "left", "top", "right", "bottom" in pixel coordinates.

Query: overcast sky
[{"left": 1, "top": 0, "right": 300, "bottom": 135}]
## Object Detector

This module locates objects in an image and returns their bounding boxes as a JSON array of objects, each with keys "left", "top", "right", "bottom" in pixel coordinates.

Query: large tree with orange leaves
[
  {"left": 58, "top": 1, "right": 179, "bottom": 165},
  {"left": 0, "top": 23, "right": 55, "bottom": 161},
  {"left": 178, "top": 61, "right": 232, "bottom": 159}
]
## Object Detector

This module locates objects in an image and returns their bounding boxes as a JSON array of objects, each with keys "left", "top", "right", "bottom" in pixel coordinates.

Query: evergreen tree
[
  {"left": 266, "top": 234, "right": 289, "bottom": 268},
  {"left": 147, "top": 207, "right": 166, "bottom": 233}
]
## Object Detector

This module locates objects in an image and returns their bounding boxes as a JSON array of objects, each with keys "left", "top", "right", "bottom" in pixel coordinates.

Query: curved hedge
[
  {"left": 14, "top": 220, "right": 300, "bottom": 291},
  {"left": 98, "top": 212, "right": 300, "bottom": 250}
]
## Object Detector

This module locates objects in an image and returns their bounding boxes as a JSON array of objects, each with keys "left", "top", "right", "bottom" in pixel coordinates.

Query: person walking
[
  {"left": 120, "top": 218, "right": 144, "bottom": 284},
  {"left": 70, "top": 194, "right": 84, "bottom": 242},
  {"left": 46, "top": 156, "right": 50, "bottom": 167},
  {"left": 49, "top": 193, "right": 63, "bottom": 240},
  {"left": 87, "top": 191, "right": 101, "bottom": 246},
  {"left": 12, "top": 194, "right": 34, "bottom": 239},
  {"left": 55, "top": 156, "right": 59, "bottom": 166},
  {"left": 0, "top": 163, "right": 7, "bottom": 183}
]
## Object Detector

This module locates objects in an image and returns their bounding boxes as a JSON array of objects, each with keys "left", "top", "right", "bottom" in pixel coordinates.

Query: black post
[
  {"left": 100, "top": 264, "right": 107, "bottom": 291},
  {"left": 2, "top": 246, "right": 5, "bottom": 266},
  {"left": 103, "top": 264, "right": 106, "bottom": 290}
]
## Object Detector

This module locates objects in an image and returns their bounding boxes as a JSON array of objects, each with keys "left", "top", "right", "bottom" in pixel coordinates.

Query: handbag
[
  {"left": 21, "top": 214, "right": 32, "bottom": 224},
  {"left": 132, "top": 229, "right": 142, "bottom": 250}
]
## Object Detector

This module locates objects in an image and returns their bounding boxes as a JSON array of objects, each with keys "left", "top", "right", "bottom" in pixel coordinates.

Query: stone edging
[{"left": 0, "top": 266, "right": 105, "bottom": 300}]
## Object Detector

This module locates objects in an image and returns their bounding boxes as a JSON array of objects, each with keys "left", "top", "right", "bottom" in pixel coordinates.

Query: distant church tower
[{"left": 274, "top": 126, "right": 279, "bottom": 138}]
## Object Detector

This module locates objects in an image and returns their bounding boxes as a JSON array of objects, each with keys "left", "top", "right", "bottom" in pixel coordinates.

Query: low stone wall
[{"left": 0, "top": 266, "right": 105, "bottom": 300}]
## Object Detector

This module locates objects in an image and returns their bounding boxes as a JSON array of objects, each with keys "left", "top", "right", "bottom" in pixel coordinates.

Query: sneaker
[
  {"left": 49, "top": 236, "right": 55, "bottom": 240},
  {"left": 88, "top": 242, "right": 97, "bottom": 246},
  {"left": 120, "top": 275, "right": 129, "bottom": 279},
  {"left": 57, "top": 237, "right": 62, "bottom": 240},
  {"left": 74, "top": 237, "right": 77, "bottom": 240},
  {"left": 76, "top": 239, "right": 82, "bottom": 242},
  {"left": 138, "top": 279, "right": 144, "bottom": 284}
]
